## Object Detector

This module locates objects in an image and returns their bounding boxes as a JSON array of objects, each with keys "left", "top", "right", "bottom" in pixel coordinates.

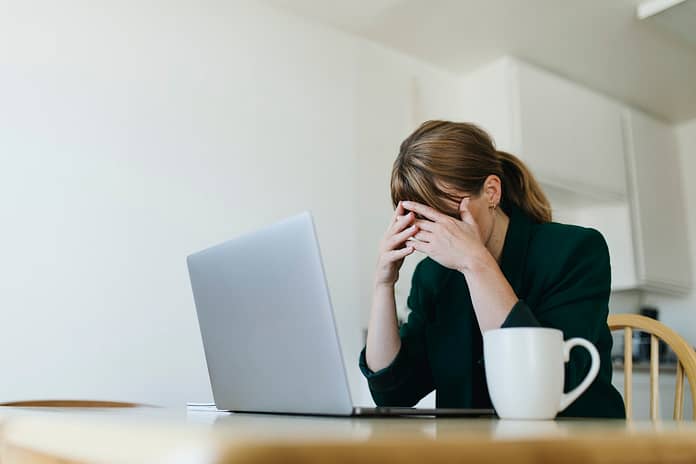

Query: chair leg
[
  {"left": 624, "top": 327, "right": 633, "bottom": 420},
  {"left": 650, "top": 335, "right": 659, "bottom": 421},
  {"left": 674, "top": 362, "right": 684, "bottom": 421}
]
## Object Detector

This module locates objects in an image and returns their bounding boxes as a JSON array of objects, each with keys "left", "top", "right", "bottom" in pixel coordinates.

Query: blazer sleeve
[
  {"left": 500, "top": 228, "right": 611, "bottom": 391},
  {"left": 358, "top": 264, "right": 435, "bottom": 406}
]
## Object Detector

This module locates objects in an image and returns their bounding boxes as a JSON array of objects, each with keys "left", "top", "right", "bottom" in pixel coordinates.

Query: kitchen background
[{"left": 0, "top": 0, "right": 694, "bottom": 419}]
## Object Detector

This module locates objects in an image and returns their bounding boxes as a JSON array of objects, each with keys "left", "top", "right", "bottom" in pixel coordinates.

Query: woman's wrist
[
  {"left": 373, "top": 280, "right": 396, "bottom": 291},
  {"left": 458, "top": 245, "right": 496, "bottom": 274}
]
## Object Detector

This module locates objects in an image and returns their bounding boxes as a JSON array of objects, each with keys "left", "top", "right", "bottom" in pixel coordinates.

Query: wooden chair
[{"left": 608, "top": 314, "right": 696, "bottom": 420}]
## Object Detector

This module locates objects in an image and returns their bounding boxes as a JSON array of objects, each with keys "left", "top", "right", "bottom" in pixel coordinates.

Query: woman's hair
[{"left": 391, "top": 120, "right": 552, "bottom": 223}]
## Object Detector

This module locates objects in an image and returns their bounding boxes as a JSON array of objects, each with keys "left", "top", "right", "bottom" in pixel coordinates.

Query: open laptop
[{"left": 187, "top": 212, "right": 494, "bottom": 417}]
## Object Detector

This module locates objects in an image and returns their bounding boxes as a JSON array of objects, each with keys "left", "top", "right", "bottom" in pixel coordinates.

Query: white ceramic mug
[{"left": 483, "top": 327, "right": 600, "bottom": 420}]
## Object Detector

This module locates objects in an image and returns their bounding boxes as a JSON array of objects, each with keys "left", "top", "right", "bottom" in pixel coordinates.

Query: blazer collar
[{"left": 498, "top": 203, "right": 534, "bottom": 295}]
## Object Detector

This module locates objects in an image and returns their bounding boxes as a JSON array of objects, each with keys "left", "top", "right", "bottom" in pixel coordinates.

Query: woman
[{"left": 359, "top": 120, "right": 625, "bottom": 418}]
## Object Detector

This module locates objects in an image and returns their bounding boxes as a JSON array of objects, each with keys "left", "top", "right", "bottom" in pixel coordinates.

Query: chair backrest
[{"left": 608, "top": 314, "right": 696, "bottom": 421}]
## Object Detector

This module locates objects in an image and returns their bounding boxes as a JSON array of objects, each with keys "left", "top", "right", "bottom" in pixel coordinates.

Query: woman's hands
[
  {"left": 402, "top": 200, "right": 488, "bottom": 274},
  {"left": 374, "top": 202, "right": 419, "bottom": 287},
  {"left": 370, "top": 198, "right": 517, "bottom": 335}
]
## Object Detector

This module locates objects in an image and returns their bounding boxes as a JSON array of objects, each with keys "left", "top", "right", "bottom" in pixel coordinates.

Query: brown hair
[{"left": 391, "top": 120, "right": 552, "bottom": 223}]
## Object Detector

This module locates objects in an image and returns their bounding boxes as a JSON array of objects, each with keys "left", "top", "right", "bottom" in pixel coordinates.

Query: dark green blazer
[{"left": 359, "top": 204, "right": 625, "bottom": 418}]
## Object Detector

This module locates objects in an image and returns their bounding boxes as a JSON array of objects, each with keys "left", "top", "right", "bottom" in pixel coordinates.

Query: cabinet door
[
  {"left": 513, "top": 60, "right": 627, "bottom": 199},
  {"left": 574, "top": 203, "right": 638, "bottom": 291},
  {"left": 623, "top": 109, "right": 692, "bottom": 293},
  {"left": 550, "top": 193, "right": 638, "bottom": 291}
]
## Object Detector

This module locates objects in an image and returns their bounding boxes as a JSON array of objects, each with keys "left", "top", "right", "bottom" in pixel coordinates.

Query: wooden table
[{"left": 1, "top": 407, "right": 696, "bottom": 463}]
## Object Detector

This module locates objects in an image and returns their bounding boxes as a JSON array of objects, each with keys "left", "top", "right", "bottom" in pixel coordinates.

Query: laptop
[{"left": 187, "top": 212, "right": 494, "bottom": 417}]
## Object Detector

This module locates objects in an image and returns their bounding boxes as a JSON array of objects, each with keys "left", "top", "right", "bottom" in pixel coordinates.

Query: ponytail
[{"left": 497, "top": 150, "right": 552, "bottom": 223}]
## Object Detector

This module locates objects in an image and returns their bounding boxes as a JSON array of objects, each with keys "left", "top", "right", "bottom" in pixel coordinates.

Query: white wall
[
  {"left": 643, "top": 118, "right": 696, "bottom": 346},
  {"left": 0, "top": 1, "right": 462, "bottom": 406}
]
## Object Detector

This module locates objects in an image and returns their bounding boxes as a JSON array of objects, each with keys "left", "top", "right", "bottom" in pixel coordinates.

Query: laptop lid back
[{"left": 187, "top": 212, "right": 353, "bottom": 415}]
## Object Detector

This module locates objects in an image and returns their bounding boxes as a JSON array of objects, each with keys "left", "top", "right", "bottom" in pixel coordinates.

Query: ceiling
[
  {"left": 648, "top": 0, "right": 696, "bottom": 47},
  {"left": 266, "top": 0, "right": 696, "bottom": 124}
]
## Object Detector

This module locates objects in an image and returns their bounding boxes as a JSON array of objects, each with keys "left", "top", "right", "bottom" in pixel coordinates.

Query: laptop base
[{"left": 352, "top": 406, "right": 495, "bottom": 417}]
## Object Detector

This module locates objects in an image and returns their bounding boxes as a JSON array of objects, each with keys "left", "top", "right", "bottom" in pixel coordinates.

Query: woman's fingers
[
  {"left": 376, "top": 203, "right": 415, "bottom": 286},
  {"left": 390, "top": 201, "right": 406, "bottom": 225},
  {"left": 459, "top": 197, "right": 478, "bottom": 228},
  {"left": 387, "top": 224, "right": 418, "bottom": 249},
  {"left": 402, "top": 201, "right": 447, "bottom": 223},
  {"left": 414, "top": 219, "right": 436, "bottom": 232},
  {"left": 388, "top": 211, "right": 414, "bottom": 236},
  {"left": 410, "top": 230, "right": 433, "bottom": 243},
  {"left": 384, "top": 245, "right": 414, "bottom": 262},
  {"left": 410, "top": 239, "right": 431, "bottom": 254},
  {"left": 395, "top": 201, "right": 405, "bottom": 218}
]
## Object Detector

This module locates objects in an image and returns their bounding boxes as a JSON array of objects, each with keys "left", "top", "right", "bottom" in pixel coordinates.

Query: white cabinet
[
  {"left": 554, "top": 202, "right": 639, "bottom": 291},
  {"left": 458, "top": 57, "right": 691, "bottom": 294},
  {"left": 515, "top": 61, "right": 627, "bottom": 199},
  {"left": 623, "top": 109, "right": 692, "bottom": 293},
  {"left": 459, "top": 57, "right": 626, "bottom": 199}
]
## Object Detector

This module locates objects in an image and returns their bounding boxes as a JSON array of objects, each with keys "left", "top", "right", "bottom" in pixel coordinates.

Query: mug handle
[{"left": 558, "top": 338, "right": 600, "bottom": 412}]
